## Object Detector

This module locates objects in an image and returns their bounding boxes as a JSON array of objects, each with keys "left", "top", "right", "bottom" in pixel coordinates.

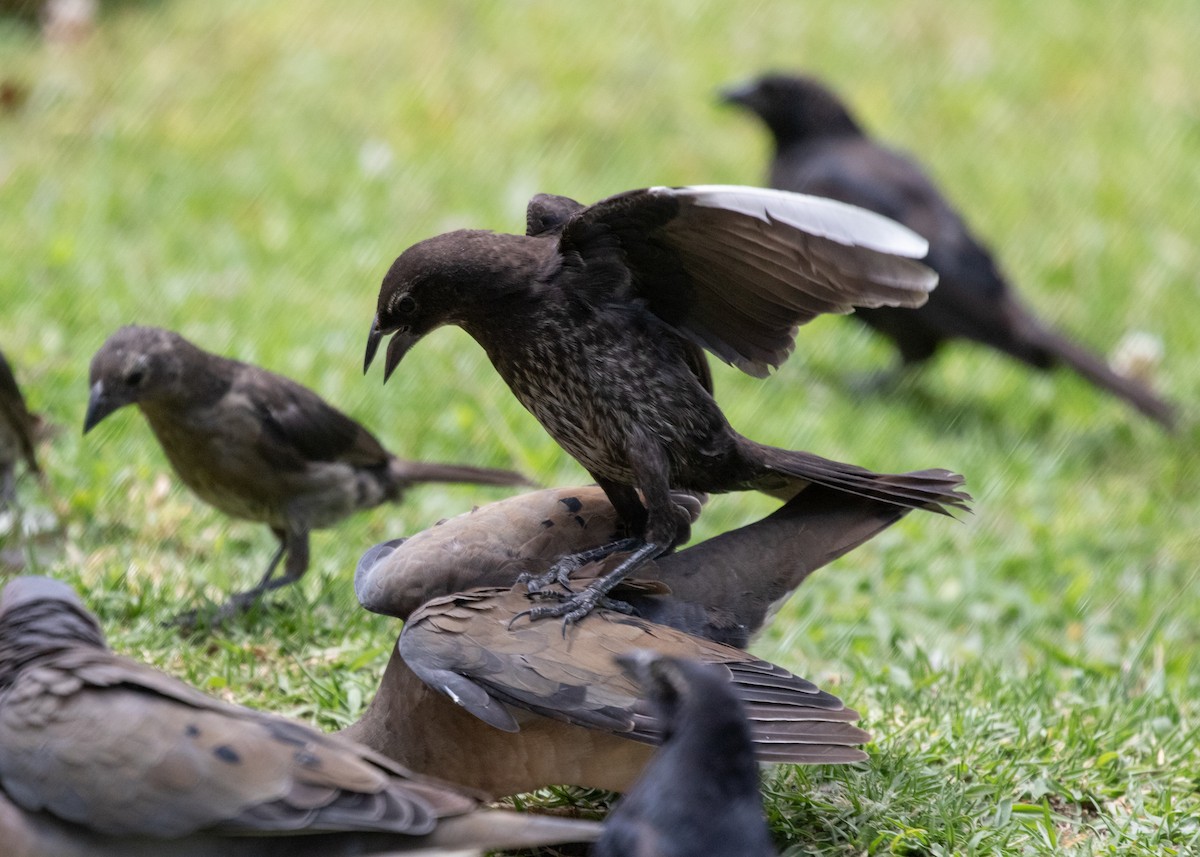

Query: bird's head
[
  {"left": 720, "top": 72, "right": 861, "bottom": 145},
  {"left": 365, "top": 229, "right": 535, "bottom": 381},
  {"left": 0, "top": 576, "right": 107, "bottom": 688},
  {"left": 84, "top": 326, "right": 185, "bottom": 433},
  {"left": 616, "top": 650, "right": 732, "bottom": 734}
]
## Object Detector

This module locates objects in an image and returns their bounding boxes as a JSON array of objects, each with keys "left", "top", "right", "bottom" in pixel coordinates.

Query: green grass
[{"left": 2, "top": 1, "right": 1199, "bottom": 853}]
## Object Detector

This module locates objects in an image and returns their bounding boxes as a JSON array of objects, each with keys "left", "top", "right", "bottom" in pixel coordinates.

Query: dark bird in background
[
  {"left": 0, "top": 349, "right": 51, "bottom": 509},
  {"left": 84, "top": 325, "right": 531, "bottom": 624},
  {"left": 343, "top": 483, "right": 906, "bottom": 796},
  {"left": 366, "top": 184, "right": 969, "bottom": 622},
  {"left": 594, "top": 652, "right": 777, "bottom": 857},
  {"left": 0, "top": 576, "right": 602, "bottom": 855},
  {"left": 722, "top": 73, "right": 1176, "bottom": 428}
]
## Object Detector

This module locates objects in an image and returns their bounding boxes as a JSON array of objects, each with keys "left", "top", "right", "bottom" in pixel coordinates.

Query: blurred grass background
[{"left": 1, "top": 0, "right": 1198, "bottom": 853}]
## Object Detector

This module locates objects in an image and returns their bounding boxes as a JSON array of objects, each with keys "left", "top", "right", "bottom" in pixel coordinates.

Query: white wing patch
[{"left": 652, "top": 184, "right": 932, "bottom": 262}]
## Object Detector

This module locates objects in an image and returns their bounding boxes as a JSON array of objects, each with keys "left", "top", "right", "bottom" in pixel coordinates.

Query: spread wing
[
  {"left": 399, "top": 584, "right": 870, "bottom": 764},
  {"left": 783, "top": 141, "right": 1013, "bottom": 306},
  {"left": 556, "top": 184, "right": 938, "bottom": 377}
]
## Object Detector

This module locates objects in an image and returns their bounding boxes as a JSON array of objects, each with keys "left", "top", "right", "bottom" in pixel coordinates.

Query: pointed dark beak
[
  {"left": 83, "top": 382, "right": 115, "bottom": 434},
  {"left": 382, "top": 331, "right": 421, "bottom": 383},
  {"left": 363, "top": 316, "right": 383, "bottom": 374},
  {"left": 364, "top": 317, "right": 421, "bottom": 384}
]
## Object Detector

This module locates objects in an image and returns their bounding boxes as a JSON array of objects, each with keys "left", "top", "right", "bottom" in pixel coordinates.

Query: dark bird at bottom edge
[
  {"left": 0, "top": 576, "right": 601, "bottom": 856},
  {"left": 84, "top": 325, "right": 532, "bottom": 626},
  {"left": 0, "top": 348, "right": 53, "bottom": 509},
  {"left": 594, "top": 651, "right": 777, "bottom": 857},
  {"left": 722, "top": 72, "right": 1176, "bottom": 429},
  {"left": 366, "top": 184, "right": 970, "bottom": 623}
]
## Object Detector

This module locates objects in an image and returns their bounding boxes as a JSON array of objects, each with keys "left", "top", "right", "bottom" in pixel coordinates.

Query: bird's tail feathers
[
  {"left": 1014, "top": 314, "right": 1176, "bottom": 429},
  {"left": 388, "top": 458, "right": 535, "bottom": 490},
  {"left": 743, "top": 440, "right": 970, "bottom": 516},
  {"left": 420, "top": 810, "right": 602, "bottom": 851}
]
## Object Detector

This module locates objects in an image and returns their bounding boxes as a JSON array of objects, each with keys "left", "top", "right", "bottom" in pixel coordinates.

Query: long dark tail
[
  {"left": 389, "top": 458, "right": 534, "bottom": 489},
  {"left": 739, "top": 439, "right": 970, "bottom": 516},
  {"left": 1012, "top": 310, "right": 1176, "bottom": 429}
]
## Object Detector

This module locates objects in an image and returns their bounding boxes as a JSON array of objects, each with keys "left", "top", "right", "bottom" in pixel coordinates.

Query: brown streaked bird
[
  {"left": 722, "top": 73, "right": 1176, "bottom": 428},
  {"left": 83, "top": 325, "right": 532, "bottom": 623},
  {"left": 0, "top": 576, "right": 601, "bottom": 856},
  {"left": 366, "top": 184, "right": 969, "bottom": 622},
  {"left": 342, "top": 484, "right": 907, "bottom": 797},
  {"left": 0, "top": 348, "right": 51, "bottom": 508},
  {"left": 594, "top": 652, "right": 777, "bottom": 857}
]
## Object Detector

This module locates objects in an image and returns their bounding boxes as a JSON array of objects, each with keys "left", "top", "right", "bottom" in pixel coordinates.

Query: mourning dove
[
  {"left": 345, "top": 484, "right": 900, "bottom": 796},
  {"left": 0, "top": 576, "right": 600, "bottom": 854}
]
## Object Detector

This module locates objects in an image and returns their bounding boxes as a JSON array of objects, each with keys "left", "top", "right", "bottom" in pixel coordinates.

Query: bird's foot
[
  {"left": 515, "top": 560, "right": 579, "bottom": 594},
  {"left": 508, "top": 584, "right": 636, "bottom": 632},
  {"left": 516, "top": 537, "right": 643, "bottom": 594},
  {"left": 168, "top": 589, "right": 271, "bottom": 632},
  {"left": 508, "top": 540, "right": 663, "bottom": 631}
]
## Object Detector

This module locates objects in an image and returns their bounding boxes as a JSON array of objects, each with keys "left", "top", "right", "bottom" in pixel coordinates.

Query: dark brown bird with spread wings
[
  {"left": 84, "top": 325, "right": 531, "bottom": 623},
  {"left": 0, "top": 576, "right": 601, "bottom": 855},
  {"left": 366, "top": 185, "right": 969, "bottom": 621},
  {"left": 723, "top": 73, "right": 1176, "bottom": 428}
]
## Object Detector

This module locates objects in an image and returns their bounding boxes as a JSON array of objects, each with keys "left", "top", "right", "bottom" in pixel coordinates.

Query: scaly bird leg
[
  {"left": 509, "top": 540, "right": 664, "bottom": 629},
  {"left": 517, "top": 537, "right": 644, "bottom": 592},
  {"left": 172, "top": 528, "right": 310, "bottom": 629},
  {"left": 515, "top": 434, "right": 692, "bottom": 628}
]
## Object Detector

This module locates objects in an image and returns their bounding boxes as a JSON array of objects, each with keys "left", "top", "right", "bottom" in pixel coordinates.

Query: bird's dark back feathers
[{"left": 245, "top": 367, "right": 392, "bottom": 470}]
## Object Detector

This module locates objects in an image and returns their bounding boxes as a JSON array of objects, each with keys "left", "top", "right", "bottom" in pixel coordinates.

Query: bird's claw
[
  {"left": 516, "top": 557, "right": 581, "bottom": 594},
  {"left": 167, "top": 590, "right": 269, "bottom": 632},
  {"left": 506, "top": 588, "right": 634, "bottom": 634}
]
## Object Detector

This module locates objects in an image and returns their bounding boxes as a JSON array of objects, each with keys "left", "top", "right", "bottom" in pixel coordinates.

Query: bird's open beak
[
  {"left": 382, "top": 331, "right": 421, "bottom": 383},
  {"left": 363, "top": 316, "right": 421, "bottom": 384},
  {"left": 82, "top": 382, "right": 115, "bottom": 434}
]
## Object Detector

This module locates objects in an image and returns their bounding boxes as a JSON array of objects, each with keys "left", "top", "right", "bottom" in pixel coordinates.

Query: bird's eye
[
  {"left": 395, "top": 294, "right": 417, "bottom": 315},
  {"left": 124, "top": 369, "right": 145, "bottom": 387}
]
